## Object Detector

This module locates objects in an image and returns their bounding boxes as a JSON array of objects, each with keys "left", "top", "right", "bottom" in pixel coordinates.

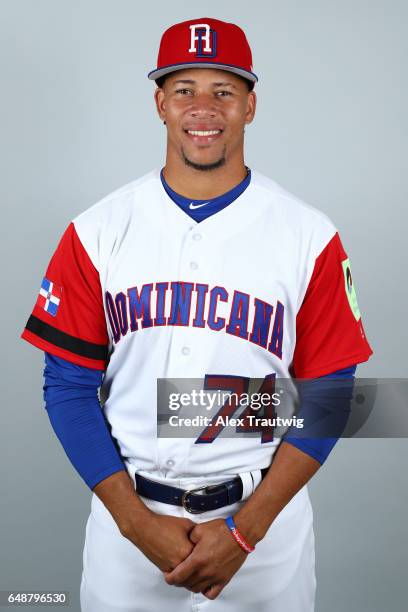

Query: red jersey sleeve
[
  {"left": 292, "top": 232, "right": 373, "bottom": 378},
  {"left": 21, "top": 222, "right": 109, "bottom": 370}
]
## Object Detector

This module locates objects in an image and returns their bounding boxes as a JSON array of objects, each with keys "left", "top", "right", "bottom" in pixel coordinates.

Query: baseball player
[{"left": 21, "top": 17, "right": 372, "bottom": 612}]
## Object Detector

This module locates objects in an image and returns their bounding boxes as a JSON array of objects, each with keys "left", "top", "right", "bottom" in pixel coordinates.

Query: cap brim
[{"left": 147, "top": 62, "right": 258, "bottom": 83}]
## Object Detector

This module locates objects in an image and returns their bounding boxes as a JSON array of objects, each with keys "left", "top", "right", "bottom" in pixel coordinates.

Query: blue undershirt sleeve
[
  {"left": 283, "top": 364, "right": 357, "bottom": 464},
  {"left": 43, "top": 352, "right": 127, "bottom": 489},
  {"left": 43, "top": 352, "right": 357, "bottom": 484}
]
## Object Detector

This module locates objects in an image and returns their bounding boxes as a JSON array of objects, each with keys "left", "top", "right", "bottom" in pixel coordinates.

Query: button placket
[
  {"left": 165, "top": 228, "right": 206, "bottom": 376},
  {"left": 187, "top": 229, "right": 204, "bottom": 275},
  {"left": 176, "top": 228, "right": 204, "bottom": 278}
]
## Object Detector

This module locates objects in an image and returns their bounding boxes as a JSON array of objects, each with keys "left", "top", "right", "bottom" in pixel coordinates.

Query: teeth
[{"left": 187, "top": 130, "right": 221, "bottom": 136}]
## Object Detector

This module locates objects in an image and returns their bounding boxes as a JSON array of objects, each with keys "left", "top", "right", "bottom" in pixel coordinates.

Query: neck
[{"left": 162, "top": 151, "right": 248, "bottom": 200}]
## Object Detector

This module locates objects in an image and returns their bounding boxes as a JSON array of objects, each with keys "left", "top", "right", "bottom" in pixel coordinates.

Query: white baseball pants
[{"left": 80, "top": 468, "right": 316, "bottom": 612}]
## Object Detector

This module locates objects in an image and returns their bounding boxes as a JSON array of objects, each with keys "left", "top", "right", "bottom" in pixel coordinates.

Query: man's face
[{"left": 154, "top": 68, "right": 256, "bottom": 171}]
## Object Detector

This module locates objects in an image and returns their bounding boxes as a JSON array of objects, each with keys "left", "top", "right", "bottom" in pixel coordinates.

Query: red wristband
[{"left": 225, "top": 516, "right": 255, "bottom": 553}]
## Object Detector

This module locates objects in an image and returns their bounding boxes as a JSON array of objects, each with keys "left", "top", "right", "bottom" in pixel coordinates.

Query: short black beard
[{"left": 181, "top": 146, "right": 226, "bottom": 172}]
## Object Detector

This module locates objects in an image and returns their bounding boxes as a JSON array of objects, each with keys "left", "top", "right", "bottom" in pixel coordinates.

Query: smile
[
  {"left": 184, "top": 128, "right": 223, "bottom": 144},
  {"left": 186, "top": 130, "right": 222, "bottom": 136}
]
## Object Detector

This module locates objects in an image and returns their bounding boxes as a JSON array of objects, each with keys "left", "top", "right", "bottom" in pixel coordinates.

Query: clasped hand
[
  {"left": 125, "top": 513, "right": 248, "bottom": 600},
  {"left": 164, "top": 517, "right": 248, "bottom": 600}
]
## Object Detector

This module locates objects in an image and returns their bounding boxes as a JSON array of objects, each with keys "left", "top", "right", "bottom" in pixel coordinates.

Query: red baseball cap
[{"left": 147, "top": 17, "right": 258, "bottom": 85}]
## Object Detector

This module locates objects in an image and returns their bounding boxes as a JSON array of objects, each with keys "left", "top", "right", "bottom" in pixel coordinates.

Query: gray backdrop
[{"left": 1, "top": 0, "right": 407, "bottom": 610}]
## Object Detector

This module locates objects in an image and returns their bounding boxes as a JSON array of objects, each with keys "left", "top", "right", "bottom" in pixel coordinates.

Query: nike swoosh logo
[{"left": 189, "top": 201, "right": 210, "bottom": 210}]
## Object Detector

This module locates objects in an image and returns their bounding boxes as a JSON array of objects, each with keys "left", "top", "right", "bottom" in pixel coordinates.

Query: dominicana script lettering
[{"left": 105, "top": 281, "right": 284, "bottom": 358}]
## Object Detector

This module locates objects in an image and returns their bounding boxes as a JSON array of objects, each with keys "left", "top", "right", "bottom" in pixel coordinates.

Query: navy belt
[{"left": 135, "top": 468, "right": 269, "bottom": 514}]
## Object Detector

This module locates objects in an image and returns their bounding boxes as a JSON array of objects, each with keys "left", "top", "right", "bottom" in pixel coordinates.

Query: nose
[{"left": 188, "top": 93, "right": 218, "bottom": 118}]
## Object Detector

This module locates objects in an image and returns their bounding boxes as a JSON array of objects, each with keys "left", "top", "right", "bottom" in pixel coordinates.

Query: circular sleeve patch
[{"left": 342, "top": 258, "right": 361, "bottom": 321}]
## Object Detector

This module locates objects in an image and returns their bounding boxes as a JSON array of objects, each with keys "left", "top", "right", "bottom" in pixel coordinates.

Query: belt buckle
[{"left": 181, "top": 484, "right": 222, "bottom": 514}]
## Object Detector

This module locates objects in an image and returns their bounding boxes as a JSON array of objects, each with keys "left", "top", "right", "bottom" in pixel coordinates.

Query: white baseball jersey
[{"left": 21, "top": 168, "right": 372, "bottom": 480}]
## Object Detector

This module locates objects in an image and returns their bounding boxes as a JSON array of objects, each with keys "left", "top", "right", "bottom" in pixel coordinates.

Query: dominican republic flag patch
[{"left": 36, "top": 277, "right": 62, "bottom": 317}]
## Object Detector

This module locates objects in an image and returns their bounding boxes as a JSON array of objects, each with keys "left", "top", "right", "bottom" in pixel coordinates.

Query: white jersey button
[
  {"left": 190, "top": 261, "right": 198, "bottom": 270},
  {"left": 193, "top": 233, "right": 202, "bottom": 241},
  {"left": 166, "top": 459, "right": 175, "bottom": 467},
  {"left": 181, "top": 346, "right": 190, "bottom": 356}
]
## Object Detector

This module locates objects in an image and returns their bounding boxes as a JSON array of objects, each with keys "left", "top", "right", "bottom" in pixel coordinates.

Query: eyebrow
[
  {"left": 172, "top": 79, "right": 237, "bottom": 89},
  {"left": 213, "top": 81, "right": 237, "bottom": 89}
]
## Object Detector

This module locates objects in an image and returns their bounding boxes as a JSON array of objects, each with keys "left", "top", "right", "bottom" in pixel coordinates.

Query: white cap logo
[{"left": 189, "top": 23, "right": 217, "bottom": 57}]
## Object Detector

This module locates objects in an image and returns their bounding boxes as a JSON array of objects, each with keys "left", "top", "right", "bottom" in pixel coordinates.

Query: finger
[
  {"left": 188, "top": 578, "right": 213, "bottom": 594},
  {"left": 189, "top": 526, "right": 200, "bottom": 544},
  {"left": 164, "top": 554, "right": 199, "bottom": 585},
  {"left": 203, "top": 583, "right": 226, "bottom": 600},
  {"left": 166, "top": 571, "right": 201, "bottom": 590},
  {"left": 177, "top": 576, "right": 202, "bottom": 590},
  {"left": 182, "top": 518, "right": 196, "bottom": 532}
]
